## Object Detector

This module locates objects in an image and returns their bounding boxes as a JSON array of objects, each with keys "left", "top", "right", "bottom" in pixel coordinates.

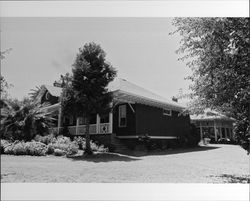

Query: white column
[
  {"left": 109, "top": 112, "right": 113, "bottom": 133},
  {"left": 57, "top": 107, "right": 62, "bottom": 134},
  {"left": 200, "top": 126, "right": 203, "bottom": 142},
  {"left": 76, "top": 117, "right": 80, "bottom": 135},
  {"left": 96, "top": 114, "right": 100, "bottom": 134},
  {"left": 214, "top": 120, "right": 217, "bottom": 141},
  {"left": 220, "top": 127, "right": 222, "bottom": 139}
]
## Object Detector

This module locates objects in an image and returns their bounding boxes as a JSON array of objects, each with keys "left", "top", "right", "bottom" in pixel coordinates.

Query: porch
[
  {"left": 50, "top": 122, "right": 112, "bottom": 135},
  {"left": 192, "top": 120, "right": 234, "bottom": 142},
  {"left": 42, "top": 103, "right": 113, "bottom": 135}
]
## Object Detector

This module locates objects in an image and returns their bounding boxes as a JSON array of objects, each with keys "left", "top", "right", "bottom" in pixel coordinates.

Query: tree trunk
[{"left": 84, "top": 116, "right": 93, "bottom": 155}]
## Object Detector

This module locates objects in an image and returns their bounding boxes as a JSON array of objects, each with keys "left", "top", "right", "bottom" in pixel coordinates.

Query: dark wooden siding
[
  {"left": 135, "top": 104, "right": 190, "bottom": 138},
  {"left": 113, "top": 103, "right": 136, "bottom": 136}
]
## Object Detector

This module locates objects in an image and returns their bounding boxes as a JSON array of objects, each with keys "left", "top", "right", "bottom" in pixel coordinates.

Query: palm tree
[
  {"left": 1, "top": 99, "right": 55, "bottom": 141},
  {"left": 29, "top": 86, "right": 42, "bottom": 101}
]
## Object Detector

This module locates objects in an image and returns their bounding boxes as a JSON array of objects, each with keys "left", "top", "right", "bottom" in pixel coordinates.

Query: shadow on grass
[
  {"left": 121, "top": 145, "right": 221, "bottom": 157},
  {"left": 68, "top": 152, "right": 141, "bottom": 163},
  {"left": 210, "top": 174, "right": 250, "bottom": 183}
]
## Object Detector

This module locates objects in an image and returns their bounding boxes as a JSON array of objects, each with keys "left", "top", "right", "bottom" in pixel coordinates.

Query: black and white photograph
[{"left": 0, "top": 1, "right": 249, "bottom": 201}]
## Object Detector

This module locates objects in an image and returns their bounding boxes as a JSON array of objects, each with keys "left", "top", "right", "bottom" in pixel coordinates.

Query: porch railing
[{"left": 50, "top": 123, "right": 111, "bottom": 135}]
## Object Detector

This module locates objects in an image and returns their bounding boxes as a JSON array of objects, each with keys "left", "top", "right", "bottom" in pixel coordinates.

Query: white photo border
[{"left": 1, "top": 0, "right": 249, "bottom": 201}]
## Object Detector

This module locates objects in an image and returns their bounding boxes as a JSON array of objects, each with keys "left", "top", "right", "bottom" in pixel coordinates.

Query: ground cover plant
[{"left": 1, "top": 135, "right": 108, "bottom": 157}]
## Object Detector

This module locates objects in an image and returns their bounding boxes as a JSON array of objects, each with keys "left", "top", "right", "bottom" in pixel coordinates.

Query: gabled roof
[
  {"left": 190, "top": 109, "right": 234, "bottom": 121},
  {"left": 109, "top": 78, "right": 185, "bottom": 111},
  {"left": 34, "top": 85, "right": 62, "bottom": 104},
  {"left": 43, "top": 85, "right": 62, "bottom": 97},
  {"left": 37, "top": 78, "right": 185, "bottom": 111}
]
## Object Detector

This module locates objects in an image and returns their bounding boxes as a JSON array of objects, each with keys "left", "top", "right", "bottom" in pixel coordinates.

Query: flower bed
[{"left": 1, "top": 135, "right": 108, "bottom": 157}]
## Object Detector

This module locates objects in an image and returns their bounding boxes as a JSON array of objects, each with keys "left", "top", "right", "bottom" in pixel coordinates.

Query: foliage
[
  {"left": 53, "top": 148, "right": 66, "bottom": 156},
  {"left": 1, "top": 99, "right": 55, "bottom": 141},
  {"left": 1, "top": 139, "right": 11, "bottom": 153},
  {"left": 12, "top": 141, "right": 27, "bottom": 155},
  {"left": 1, "top": 48, "right": 13, "bottom": 99},
  {"left": 172, "top": 18, "right": 250, "bottom": 153},
  {"left": 24, "top": 141, "right": 47, "bottom": 156},
  {"left": 61, "top": 42, "right": 117, "bottom": 154},
  {"left": 29, "top": 86, "right": 42, "bottom": 101},
  {"left": 73, "top": 136, "right": 86, "bottom": 150},
  {"left": 186, "top": 124, "right": 200, "bottom": 147},
  {"left": 48, "top": 135, "right": 79, "bottom": 155},
  {"left": 73, "top": 136, "right": 108, "bottom": 152},
  {"left": 54, "top": 73, "right": 72, "bottom": 88},
  {"left": 90, "top": 141, "right": 108, "bottom": 152},
  {"left": 2, "top": 140, "right": 47, "bottom": 156},
  {"left": 34, "top": 134, "right": 56, "bottom": 145}
]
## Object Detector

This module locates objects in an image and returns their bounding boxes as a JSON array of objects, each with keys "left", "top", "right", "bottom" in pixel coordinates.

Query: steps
[{"left": 110, "top": 134, "right": 130, "bottom": 153}]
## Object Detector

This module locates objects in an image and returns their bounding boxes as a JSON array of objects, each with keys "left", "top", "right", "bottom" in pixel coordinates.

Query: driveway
[{"left": 1, "top": 144, "right": 249, "bottom": 183}]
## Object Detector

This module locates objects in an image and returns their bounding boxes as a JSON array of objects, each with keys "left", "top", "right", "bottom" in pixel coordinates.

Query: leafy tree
[
  {"left": 172, "top": 18, "right": 250, "bottom": 153},
  {"left": 0, "top": 48, "right": 13, "bottom": 99},
  {"left": 1, "top": 98, "right": 55, "bottom": 141},
  {"left": 61, "top": 42, "right": 117, "bottom": 155},
  {"left": 54, "top": 73, "right": 72, "bottom": 87}
]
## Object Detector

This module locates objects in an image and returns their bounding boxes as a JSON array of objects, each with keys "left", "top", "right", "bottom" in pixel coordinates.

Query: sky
[{"left": 1, "top": 17, "right": 192, "bottom": 102}]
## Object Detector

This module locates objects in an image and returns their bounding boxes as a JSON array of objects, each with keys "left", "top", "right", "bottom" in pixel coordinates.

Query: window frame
[
  {"left": 118, "top": 104, "right": 127, "bottom": 127},
  {"left": 163, "top": 109, "right": 172, "bottom": 116}
]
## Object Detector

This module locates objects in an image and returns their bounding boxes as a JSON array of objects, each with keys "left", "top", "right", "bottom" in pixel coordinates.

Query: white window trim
[
  {"left": 118, "top": 104, "right": 127, "bottom": 127},
  {"left": 163, "top": 109, "right": 172, "bottom": 116},
  {"left": 45, "top": 91, "right": 50, "bottom": 100}
]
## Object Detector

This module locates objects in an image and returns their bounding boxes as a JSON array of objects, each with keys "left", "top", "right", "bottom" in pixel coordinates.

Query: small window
[
  {"left": 45, "top": 91, "right": 51, "bottom": 100},
  {"left": 118, "top": 105, "right": 127, "bottom": 127},
  {"left": 163, "top": 109, "right": 172, "bottom": 116}
]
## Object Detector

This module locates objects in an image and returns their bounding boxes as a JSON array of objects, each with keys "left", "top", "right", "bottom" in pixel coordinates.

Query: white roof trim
[
  {"left": 113, "top": 89, "right": 184, "bottom": 111},
  {"left": 117, "top": 136, "right": 177, "bottom": 139}
]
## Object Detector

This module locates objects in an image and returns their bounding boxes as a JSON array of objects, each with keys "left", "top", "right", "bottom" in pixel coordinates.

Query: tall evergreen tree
[{"left": 62, "top": 42, "right": 117, "bottom": 154}]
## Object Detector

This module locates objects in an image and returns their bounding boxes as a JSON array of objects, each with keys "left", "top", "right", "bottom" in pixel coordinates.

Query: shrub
[
  {"left": 12, "top": 141, "right": 27, "bottom": 155},
  {"left": 4, "top": 144, "right": 15, "bottom": 154},
  {"left": 25, "top": 141, "right": 47, "bottom": 156},
  {"left": 73, "top": 136, "right": 86, "bottom": 150},
  {"left": 182, "top": 124, "right": 200, "bottom": 148},
  {"left": 48, "top": 136, "right": 79, "bottom": 156},
  {"left": 90, "top": 141, "right": 108, "bottom": 152},
  {"left": 73, "top": 137, "right": 108, "bottom": 152},
  {"left": 54, "top": 148, "right": 66, "bottom": 156},
  {"left": 1, "top": 139, "right": 12, "bottom": 154},
  {"left": 2, "top": 140, "right": 48, "bottom": 156},
  {"left": 34, "top": 134, "right": 56, "bottom": 145}
]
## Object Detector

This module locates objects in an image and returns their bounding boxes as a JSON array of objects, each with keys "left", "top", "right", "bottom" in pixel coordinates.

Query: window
[
  {"left": 45, "top": 91, "right": 51, "bottom": 100},
  {"left": 118, "top": 105, "right": 127, "bottom": 127},
  {"left": 163, "top": 109, "right": 172, "bottom": 116}
]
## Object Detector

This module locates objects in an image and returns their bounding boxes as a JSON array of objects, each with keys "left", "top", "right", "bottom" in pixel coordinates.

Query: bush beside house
[{"left": 1, "top": 135, "right": 108, "bottom": 156}]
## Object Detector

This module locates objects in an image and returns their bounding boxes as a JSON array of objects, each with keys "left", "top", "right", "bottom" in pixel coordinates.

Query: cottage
[
  {"left": 190, "top": 110, "right": 234, "bottom": 142},
  {"left": 37, "top": 78, "right": 191, "bottom": 147}
]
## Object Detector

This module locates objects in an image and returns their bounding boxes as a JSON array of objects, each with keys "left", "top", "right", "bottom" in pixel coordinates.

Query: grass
[{"left": 1, "top": 144, "right": 249, "bottom": 183}]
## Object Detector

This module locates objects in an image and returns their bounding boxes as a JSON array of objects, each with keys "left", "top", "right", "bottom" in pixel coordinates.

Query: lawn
[{"left": 1, "top": 144, "right": 249, "bottom": 183}]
